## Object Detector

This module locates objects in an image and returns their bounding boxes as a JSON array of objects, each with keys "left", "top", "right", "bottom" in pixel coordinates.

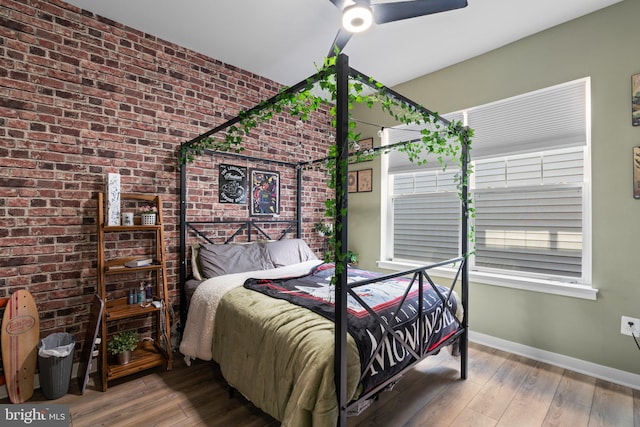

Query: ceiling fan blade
[
  {"left": 328, "top": 0, "right": 347, "bottom": 9},
  {"left": 327, "top": 29, "right": 353, "bottom": 57},
  {"left": 329, "top": 0, "right": 371, "bottom": 10},
  {"left": 372, "top": 0, "right": 468, "bottom": 25}
]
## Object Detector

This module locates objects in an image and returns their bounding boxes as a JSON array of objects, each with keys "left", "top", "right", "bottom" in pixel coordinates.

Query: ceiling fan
[{"left": 327, "top": 0, "right": 468, "bottom": 57}]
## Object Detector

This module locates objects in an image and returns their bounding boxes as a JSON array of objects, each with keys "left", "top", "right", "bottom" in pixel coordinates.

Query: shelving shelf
[
  {"left": 106, "top": 341, "right": 167, "bottom": 381},
  {"left": 97, "top": 192, "right": 172, "bottom": 392},
  {"left": 105, "top": 297, "right": 160, "bottom": 320},
  {"left": 104, "top": 262, "right": 163, "bottom": 276}
]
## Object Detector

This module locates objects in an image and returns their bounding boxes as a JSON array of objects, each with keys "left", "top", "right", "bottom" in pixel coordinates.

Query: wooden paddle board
[{"left": 2, "top": 290, "right": 39, "bottom": 403}]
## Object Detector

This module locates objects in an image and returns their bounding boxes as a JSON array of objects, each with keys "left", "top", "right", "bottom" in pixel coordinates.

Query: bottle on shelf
[
  {"left": 145, "top": 282, "right": 153, "bottom": 302},
  {"left": 137, "top": 283, "right": 144, "bottom": 304}
]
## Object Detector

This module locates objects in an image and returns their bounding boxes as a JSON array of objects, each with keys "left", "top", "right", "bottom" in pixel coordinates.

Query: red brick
[{"left": 1, "top": 0, "right": 333, "bottom": 359}]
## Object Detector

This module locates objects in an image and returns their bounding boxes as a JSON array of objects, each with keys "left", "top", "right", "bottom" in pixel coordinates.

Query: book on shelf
[{"left": 124, "top": 258, "right": 153, "bottom": 268}]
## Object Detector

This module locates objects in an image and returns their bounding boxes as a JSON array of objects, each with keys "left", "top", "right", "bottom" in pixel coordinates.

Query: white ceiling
[{"left": 64, "top": 0, "right": 622, "bottom": 87}]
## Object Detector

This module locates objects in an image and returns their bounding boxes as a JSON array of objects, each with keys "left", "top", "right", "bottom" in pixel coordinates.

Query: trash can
[{"left": 38, "top": 332, "right": 75, "bottom": 399}]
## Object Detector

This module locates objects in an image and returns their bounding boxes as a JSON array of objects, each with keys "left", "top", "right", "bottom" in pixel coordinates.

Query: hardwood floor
[{"left": 3, "top": 342, "right": 638, "bottom": 426}]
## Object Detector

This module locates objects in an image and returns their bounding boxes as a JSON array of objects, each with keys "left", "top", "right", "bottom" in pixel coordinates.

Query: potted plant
[
  {"left": 314, "top": 221, "right": 333, "bottom": 237},
  {"left": 314, "top": 222, "right": 358, "bottom": 264},
  {"left": 346, "top": 250, "right": 358, "bottom": 265},
  {"left": 107, "top": 331, "right": 138, "bottom": 365},
  {"left": 139, "top": 205, "right": 158, "bottom": 225}
]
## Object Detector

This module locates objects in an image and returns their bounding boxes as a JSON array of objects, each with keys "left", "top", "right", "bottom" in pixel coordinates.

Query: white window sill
[{"left": 377, "top": 260, "right": 598, "bottom": 300}]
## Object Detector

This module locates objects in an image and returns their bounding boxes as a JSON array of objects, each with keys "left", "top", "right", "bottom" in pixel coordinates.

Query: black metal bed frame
[
  {"left": 345, "top": 257, "right": 466, "bottom": 406},
  {"left": 179, "top": 150, "right": 303, "bottom": 328},
  {"left": 179, "top": 53, "right": 470, "bottom": 427}
]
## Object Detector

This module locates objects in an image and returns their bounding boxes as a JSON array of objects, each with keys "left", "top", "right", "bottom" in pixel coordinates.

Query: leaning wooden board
[
  {"left": 77, "top": 293, "right": 103, "bottom": 394},
  {"left": 1, "top": 290, "right": 40, "bottom": 403}
]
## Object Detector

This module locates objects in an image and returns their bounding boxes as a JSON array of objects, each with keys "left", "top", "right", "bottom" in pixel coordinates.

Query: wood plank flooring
[{"left": 2, "top": 342, "right": 638, "bottom": 426}]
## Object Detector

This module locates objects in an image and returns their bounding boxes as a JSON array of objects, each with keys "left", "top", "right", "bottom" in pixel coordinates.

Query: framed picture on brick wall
[
  {"left": 219, "top": 164, "right": 247, "bottom": 204},
  {"left": 250, "top": 170, "right": 280, "bottom": 216}
]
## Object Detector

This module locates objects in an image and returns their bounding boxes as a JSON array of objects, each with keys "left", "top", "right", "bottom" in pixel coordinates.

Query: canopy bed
[{"left": 178, "top": 54, "right": 471, "bottom": 426}]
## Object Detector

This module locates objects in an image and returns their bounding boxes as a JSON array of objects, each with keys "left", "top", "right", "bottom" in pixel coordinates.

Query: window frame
[{"left": 378, "top": 79, "right": 596, "bottom": 300}]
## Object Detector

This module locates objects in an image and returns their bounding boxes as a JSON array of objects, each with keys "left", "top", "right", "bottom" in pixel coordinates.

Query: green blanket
[{"left": 212, "top": 286, "right": 361, "bottom": 427}]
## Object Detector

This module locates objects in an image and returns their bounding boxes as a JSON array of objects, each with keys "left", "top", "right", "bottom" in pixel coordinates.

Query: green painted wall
[{"left": 351, "top": 0, "right": 640, "bottom": 374}]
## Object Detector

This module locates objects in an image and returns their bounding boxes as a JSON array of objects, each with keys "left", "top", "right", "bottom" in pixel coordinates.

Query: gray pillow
[
  {"left": 264, "top": 239, "right": 318, "bottom": 267},
  {"left": 198, "top": 243, "right": 274, "bottom": 279}
]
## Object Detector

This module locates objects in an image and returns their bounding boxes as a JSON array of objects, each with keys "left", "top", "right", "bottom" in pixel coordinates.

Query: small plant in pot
[
  {"left": 107, "top": 331, "right": 138, "bottom": 365},
  {"left": 314, "top": 221, "right": 333, "bottom": 237},
  {"left": 346, "top": 250, "right": 358, "bottom": 265}
]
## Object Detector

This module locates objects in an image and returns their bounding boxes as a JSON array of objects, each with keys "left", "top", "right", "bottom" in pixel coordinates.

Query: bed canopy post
[
  {"left": 460, "top": 138, "right": 470, "bottom": 380},
  {"left": 334, "top": 53, "right": 350, "bottom": 427},
  {"left": 179, "top": 160, "right": 188, "bottom": 330},
  {"left": 296, "top": 165, "right": 302, "bottom": 239}
]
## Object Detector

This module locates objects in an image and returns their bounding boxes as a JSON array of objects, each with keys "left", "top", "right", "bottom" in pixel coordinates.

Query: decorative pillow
[
  {"left": 264, "top": 239, "right": 318, "bottom": 267},
  {"left": 198, "top": 243, "right": 274, "bottom": 279}
]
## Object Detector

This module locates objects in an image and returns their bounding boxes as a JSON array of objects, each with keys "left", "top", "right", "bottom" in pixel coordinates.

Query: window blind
[
  {"left": 468, "top": 79, "right": 588, "bottom": 159},
  {"left": 386, "top": 78, "right": 588, "bottom": 170}
]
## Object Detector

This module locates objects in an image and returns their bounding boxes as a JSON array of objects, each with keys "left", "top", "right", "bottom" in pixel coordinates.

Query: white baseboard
[{"left": 470, "top": 331, "right": 640, "bottom": 391}]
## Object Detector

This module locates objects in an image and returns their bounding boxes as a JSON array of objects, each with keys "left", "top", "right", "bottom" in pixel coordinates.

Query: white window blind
[{"left": 467, "top": 79, "right": 587, "bottom": 159}]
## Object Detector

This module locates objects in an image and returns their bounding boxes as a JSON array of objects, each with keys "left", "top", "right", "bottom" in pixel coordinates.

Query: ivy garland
[{"left": 179, "top": 56, "right": 474, "bottom": 261}]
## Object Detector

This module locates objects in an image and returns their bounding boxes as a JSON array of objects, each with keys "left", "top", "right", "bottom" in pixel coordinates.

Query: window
[{"left": 379, "top": 78, "right": 595, "bottom": 299}]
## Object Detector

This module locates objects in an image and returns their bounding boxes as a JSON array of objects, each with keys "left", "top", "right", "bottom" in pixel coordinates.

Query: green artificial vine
[{"left": 179, "top": 55, "right": 474, "bottom": 263}]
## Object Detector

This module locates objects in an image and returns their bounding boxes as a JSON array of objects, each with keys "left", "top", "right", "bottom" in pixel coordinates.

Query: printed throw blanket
[{"left": 244, "top": 263, "right": 460, "bottom": 392}]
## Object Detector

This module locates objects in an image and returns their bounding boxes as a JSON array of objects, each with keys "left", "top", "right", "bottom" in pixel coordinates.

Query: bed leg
[
  {"left": 451, "top": 339, "right": 460, "bottom": 357},
  {"left": 460, "top": 332, "right": 468, "bottom": 380}
]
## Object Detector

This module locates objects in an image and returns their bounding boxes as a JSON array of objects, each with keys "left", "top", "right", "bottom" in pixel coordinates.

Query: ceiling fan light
[{"left": 342, "top": 5, "right": 373, "bottom": 33}]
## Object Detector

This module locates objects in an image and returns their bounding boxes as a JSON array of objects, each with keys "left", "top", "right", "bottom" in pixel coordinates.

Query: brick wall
[{"left": 0, "top": 0, "right": 333, "bottom": 359}]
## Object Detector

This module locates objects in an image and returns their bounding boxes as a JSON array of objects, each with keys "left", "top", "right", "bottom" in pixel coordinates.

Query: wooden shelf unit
[{"left": 97, "top": 192, "right": 172, "bottom": 391}]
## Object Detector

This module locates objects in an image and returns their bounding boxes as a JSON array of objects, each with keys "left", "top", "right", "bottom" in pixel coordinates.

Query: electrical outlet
[{"left": 621, "top": 316, "right": 640, "bottom": 336}]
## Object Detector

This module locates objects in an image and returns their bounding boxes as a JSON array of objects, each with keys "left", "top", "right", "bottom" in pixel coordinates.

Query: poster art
[
  {"left": 250, "top": 170, "right": 280, "bottom": 215},
  {"left": 105, "top": 172, "right": 120, "bottom": 226},
  {"left": 219, "top": 164, "right": 247, "bottom": 204}
]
